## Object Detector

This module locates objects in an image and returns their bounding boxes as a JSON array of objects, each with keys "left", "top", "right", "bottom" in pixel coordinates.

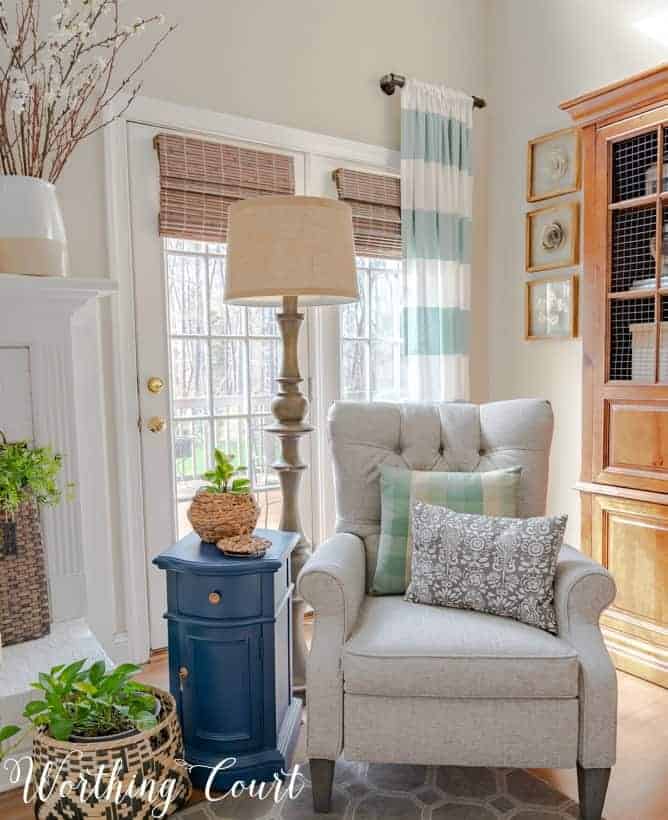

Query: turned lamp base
[{"left": 268, "top": 295, "right": 313, "bottom": 693}]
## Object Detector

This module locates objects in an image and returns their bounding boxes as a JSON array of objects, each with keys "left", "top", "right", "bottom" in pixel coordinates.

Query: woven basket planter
[
  {"left": 187, "top": 489, "right": 261, "bottom": 543},
  {"left": 32, "top": 686, "right": 192, "bottom": 819},
  {"left": 0, "top": 497, "right": 50, "bottom": 646}
]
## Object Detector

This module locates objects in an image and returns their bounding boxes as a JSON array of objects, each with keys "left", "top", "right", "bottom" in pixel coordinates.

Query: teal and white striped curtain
[{"left": 400, "top": 79, "right": 473, "bottom": 401}]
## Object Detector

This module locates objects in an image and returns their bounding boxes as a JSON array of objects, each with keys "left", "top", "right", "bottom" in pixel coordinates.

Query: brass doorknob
[
  {"left": 146, "top": 416, "right": 167, "bottom": 433},
  {"left": 178, "top": 666, "right": 189, "bottom": 681},
  {"left": 147, "top": 376, "right": 165, "bottom": 394}
]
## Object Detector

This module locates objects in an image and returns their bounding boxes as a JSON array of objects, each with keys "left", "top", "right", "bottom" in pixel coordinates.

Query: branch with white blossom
[{"left": 0, "top": 0, "right": 174, "bottom": 180}]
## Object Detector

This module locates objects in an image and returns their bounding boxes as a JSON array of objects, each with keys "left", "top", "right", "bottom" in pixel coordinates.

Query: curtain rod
[{"left": 379, "top": 73, "right": 486, "bottom": 109}]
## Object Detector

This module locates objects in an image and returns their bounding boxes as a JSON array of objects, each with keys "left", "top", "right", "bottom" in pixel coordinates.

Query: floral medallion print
[{"left": 405, "top": 502, "right": 567, "bottom": 633}]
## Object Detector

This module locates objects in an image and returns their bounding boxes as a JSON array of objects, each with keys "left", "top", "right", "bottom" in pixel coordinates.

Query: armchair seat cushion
[{"left": 343, "top": 596, "right": 578, "bottom": 700}]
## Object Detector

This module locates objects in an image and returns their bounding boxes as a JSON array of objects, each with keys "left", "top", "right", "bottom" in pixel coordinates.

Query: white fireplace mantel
[
  {"left": 0, "top": 274, "right": 118, "bottom": 648},
  {"left": 0, "top": 275, "right": 120, "bottom": 792}
]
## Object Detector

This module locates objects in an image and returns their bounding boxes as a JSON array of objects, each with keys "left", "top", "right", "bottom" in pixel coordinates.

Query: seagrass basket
[
  {"left": 187, "top": 488, "right": 261, "bottom": 543},
  {"left": 31, "top": 686, "right": 192, "bottom": 820},
  {"left": 0, "top": 496, "right": 50, "bottom": 646}
]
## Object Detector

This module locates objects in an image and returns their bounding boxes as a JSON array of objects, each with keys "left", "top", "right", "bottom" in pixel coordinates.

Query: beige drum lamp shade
[{"left": 224, "top": 196, "right": 358, "bottom": 306}]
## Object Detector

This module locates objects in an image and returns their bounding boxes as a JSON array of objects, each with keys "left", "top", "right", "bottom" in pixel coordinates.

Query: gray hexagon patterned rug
[{"left": 174, "top": 758, "right": 586, "bottom": 820}]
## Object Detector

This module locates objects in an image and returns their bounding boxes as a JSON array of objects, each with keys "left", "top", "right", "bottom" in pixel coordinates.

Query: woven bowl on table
[
  {"left": 31, "top": 686, "right": 191, "bottom": 819},
  {"left": 187, "top": 489, "right": 261, "bottom": 544}
]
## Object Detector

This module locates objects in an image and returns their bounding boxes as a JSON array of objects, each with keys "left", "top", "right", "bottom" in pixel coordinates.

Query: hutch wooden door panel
[{"left": 562, "top": 65, "right": 668, "bottom": 688}]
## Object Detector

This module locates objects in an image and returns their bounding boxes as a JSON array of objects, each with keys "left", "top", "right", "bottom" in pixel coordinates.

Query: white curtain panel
[{"left": 400, "top": 79, "right": 473, "bottom": 401}]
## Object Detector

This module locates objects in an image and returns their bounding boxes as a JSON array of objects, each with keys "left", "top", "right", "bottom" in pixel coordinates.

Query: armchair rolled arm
[
  {"left": 297, "top": 532, "right": 366, "bottom": 759},
  {"left": 554, "top": 545, "right": 617, "bottom": 768},
  {"left": 298, "top": 531, "right": 366, "bottom": 639}
]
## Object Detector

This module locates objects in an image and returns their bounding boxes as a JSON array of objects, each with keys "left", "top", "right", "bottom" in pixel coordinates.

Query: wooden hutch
[{"left": 561, "top": 65, "right": 668, "bottom": 688}]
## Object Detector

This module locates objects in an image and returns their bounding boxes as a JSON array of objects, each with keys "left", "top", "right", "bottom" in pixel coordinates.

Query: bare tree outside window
[{"left": 340, "top": 257, "right": 402, "bottom": 402}]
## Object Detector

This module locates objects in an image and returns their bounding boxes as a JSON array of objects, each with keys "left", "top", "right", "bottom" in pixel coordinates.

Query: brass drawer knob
[{"left": 208, "top": 591, "right": 222, "bottom": 605}]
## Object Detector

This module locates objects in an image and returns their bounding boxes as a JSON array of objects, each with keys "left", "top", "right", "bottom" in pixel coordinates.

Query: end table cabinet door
[{"left": 178, "top": 622, "right": 264, "bottom": 756}]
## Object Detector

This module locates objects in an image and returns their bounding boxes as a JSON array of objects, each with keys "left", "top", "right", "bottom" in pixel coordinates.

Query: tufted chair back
[{"left": 328, "top": 399, "right": 554, "bottom": 584}]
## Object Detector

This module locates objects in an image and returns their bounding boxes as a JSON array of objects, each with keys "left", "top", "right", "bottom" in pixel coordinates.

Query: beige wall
[{"left": 486, "top": 0, "right": 666, "bottom": 545}]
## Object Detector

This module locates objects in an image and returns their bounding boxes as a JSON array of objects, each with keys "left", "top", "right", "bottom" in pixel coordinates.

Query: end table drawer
[{"left": 176, "top": 573, "right": 262, "bottom": 620}]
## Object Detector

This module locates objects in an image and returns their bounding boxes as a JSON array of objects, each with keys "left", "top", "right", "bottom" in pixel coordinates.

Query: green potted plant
[
  {"left": 23, "top": 660, "right": 159, "bottom": 742},
  {"left": 0, "top": 432, "right": 66, "bottom": 517},
  {"left": 23, "top": 659, "right": 191, "bottom": 819},
  {"left": 0, "top": 431, "right": 71, "bottom": 645},
  {"left": 187, "top": 450, "right": 267, "bottom": 554}
]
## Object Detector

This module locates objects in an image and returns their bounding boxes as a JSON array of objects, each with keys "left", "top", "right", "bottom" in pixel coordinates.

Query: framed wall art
[
  {"left": 525, "top": 201, "right": 579, "bottom": 272},
  {"left": 525, "top": 274, "right": 579, "bottom": 340},
  {"left": 527, "top": 127, "right": 581, "bottom": 202}
]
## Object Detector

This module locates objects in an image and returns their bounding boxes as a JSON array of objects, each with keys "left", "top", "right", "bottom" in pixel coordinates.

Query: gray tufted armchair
[{"left": 297, "top": 399, "right": 617, "bottom": 820}]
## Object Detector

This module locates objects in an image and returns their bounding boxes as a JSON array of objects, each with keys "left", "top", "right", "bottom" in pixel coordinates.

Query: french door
[
  {"left": 127, "top": 123, "right": 311, "bottom": 649},
  {"left": 126, "top": 122, "right": 399, "bottom": 650}
]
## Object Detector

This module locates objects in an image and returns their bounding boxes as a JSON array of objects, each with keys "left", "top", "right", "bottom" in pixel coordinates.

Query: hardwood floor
[
  {"left": 2, "top": 650, "right": 666, "bottom": 819},
  {"left": 529, "top": 671, "right": 668, "bottom": 820}
]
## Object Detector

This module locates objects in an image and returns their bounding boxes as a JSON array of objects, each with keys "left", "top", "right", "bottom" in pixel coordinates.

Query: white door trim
[{"left": 104, "top": 95, "right": 398, "bottom": 663}]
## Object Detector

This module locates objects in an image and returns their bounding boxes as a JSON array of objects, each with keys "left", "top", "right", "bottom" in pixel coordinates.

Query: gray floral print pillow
[{"left": 405, "top": 501, "right": 567, "bottom": 633}]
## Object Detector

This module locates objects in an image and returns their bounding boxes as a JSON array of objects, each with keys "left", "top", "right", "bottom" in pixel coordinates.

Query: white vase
[{"left": 0, "top": 176, "right": 68, "bottom": 277}]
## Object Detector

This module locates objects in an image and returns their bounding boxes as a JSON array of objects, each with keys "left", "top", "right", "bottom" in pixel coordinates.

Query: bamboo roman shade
[
  {"left": 154, "top": 133, "right": 295, "bottom": 243},
  {"left": 333, "top": 168, "right": 401, "bottom": 258}
]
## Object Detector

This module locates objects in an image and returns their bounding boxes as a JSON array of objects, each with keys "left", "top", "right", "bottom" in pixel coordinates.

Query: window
[
  {"left": 164, "top": 237, "right": 281, "bottom": 537},
  {"left": 340, "top": 256, "right": 402, "bottom": 401}
]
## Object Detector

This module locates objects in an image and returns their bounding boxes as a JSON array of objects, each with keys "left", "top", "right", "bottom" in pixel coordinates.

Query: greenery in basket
[
  {"left": 0, "top": 432, "right": 71, "bottom": 516},
  {"left": 23, "top": 660, "right": 158, "bottom": 742},
  {"left": 202, "top": 449, "right": 251, "bottom": 495}
]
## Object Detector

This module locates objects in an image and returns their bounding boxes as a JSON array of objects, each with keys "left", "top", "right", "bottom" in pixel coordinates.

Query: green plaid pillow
[{"left": 371, "top": 465, "right": 522, "bottom": 595}]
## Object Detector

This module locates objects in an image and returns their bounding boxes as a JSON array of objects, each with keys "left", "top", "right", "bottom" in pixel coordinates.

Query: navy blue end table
[{"left": 153, "top": 528, "right": 302, "bottom": 791}]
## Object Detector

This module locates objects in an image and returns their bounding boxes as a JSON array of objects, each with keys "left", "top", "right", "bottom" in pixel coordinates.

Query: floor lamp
[{"left": 224, "top": 196, "right": 357, "bottom": 692}]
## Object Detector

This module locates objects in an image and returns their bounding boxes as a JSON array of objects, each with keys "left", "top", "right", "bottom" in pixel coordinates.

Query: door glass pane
[
  {"left": 249, "top": 339, "right": 280, "bottom": 414},
  {"left": 211, "top": 339, "right": 247, "bottom": 415},
  {"left": 612, "top": 130, "right": 657, "bottom": 202},
  {"left": 341, "top": 264, "right": 368, "bottom": 338},
  {"left": 342, "top": 340, "right": 369, "bottom": 400},
  {"left": 256, "top": 488, "right": 282, "bottom": 529},
  {"left": 250, "top": 415, "right": 280, "bottom": 490},
  {"left": 214, "top": 417, "right": 249, "bottom": 474},
  {"left": 165, "top": 239, "right": 283, "bottom": 536},
  {"left": 248, "top": 306, "right": 279, "bottom": 337},
  {"left": 340, "top": 257, "right": 401, "bottom": 401},
  {"left": 174, "top": 419, "right": 210, "bottom": 499},
  {"left": 371, "top": 340, "right": 401, "bottom": 401},
  {"left": 167, "top": 254, "right": 208, "bottom": 335},
  {"left": 209, "top": 256, "right": 244, "bottom": 336},
  {"left": 370, "top": 264, "right": 401, "bottom": 340},
  {"left": 171, "top": 339, "right": 210, "bottom": 417},
  {"left": 610, "top": 298, "right": 656, "bottom": 382}
]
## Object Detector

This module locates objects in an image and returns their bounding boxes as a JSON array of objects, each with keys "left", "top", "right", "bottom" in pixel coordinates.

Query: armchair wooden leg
[
  {"left": 310, "top": 758, "right": 335, "bottom": 813},
  {"left": 577, "top": 763, "right": 611, "bottom": 820}
]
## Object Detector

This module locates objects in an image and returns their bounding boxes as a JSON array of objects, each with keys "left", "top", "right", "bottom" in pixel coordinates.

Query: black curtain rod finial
[
  {"left": 380, "top": 72, "right": 404, "bottom": 95},
  {"left": 379, "top": 72, "right": 486, "bottom": 109}
]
